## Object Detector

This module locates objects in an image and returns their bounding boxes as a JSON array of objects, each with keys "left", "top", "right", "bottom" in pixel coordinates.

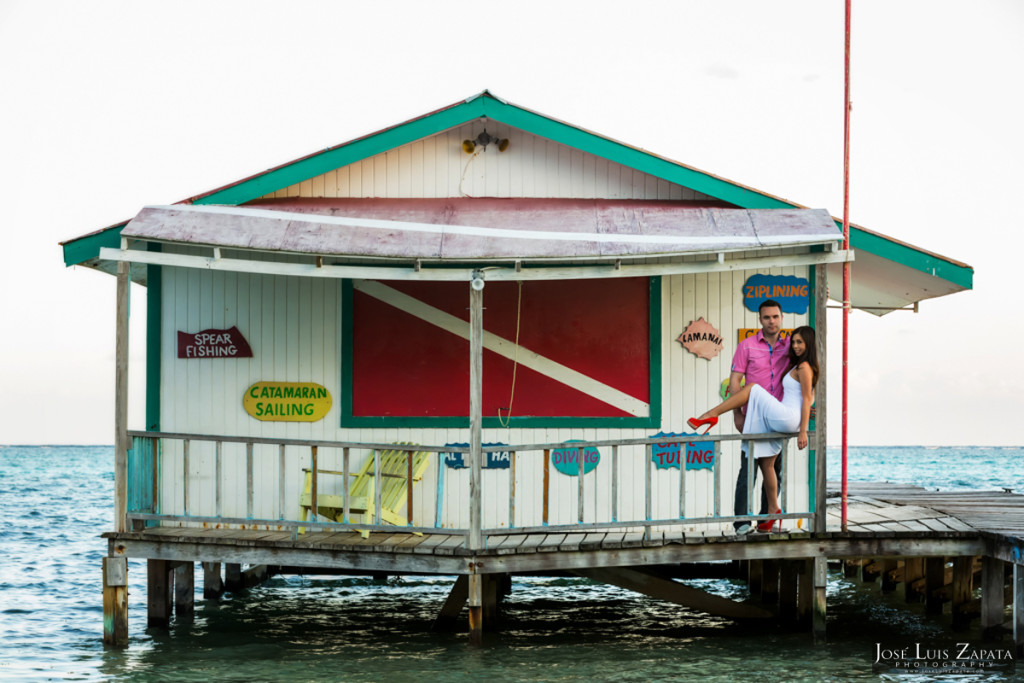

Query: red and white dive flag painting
[{"left": 350, "top": 278, "right": 652, "bottom": 418}]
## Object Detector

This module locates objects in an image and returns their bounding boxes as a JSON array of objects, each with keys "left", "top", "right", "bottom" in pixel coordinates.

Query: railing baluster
[
  {"left": 542, "top": 449, "right": 550, "bottom": 526},
  {"left": 577, "top": 447, "right": 585, "bottom": 524},
  {"left": 644, "top": 443, "right": 652, "bottom": 539},
  {"left": 747, "top": 440, "right": 755, "bottom": 521},
  {"left": 509, "top": 450, "right": 516, "bottom": 529},
  {"left": 374, "top": 448, "right": 382, "bottom": 526},
  {"left": 712, "top": 441, "right": 720, "bottom": 518},
  {"left": 407, "top": 448, "right": 414, "bottom": 528},
  {"left": 151, "top": 438, "right": 159, "bottom": 521},
  {"left": 680, "top": 441, "right": 687, "bottom": 520},
  {"left": 611, "top": 445, "right": 618, "bottom": 523},
  {"left": 246, "top": 443, "right": 254, "bottom": 520},
  {"left": 182, "top": 439, "right": 190, "bottom": 517},
  {"left": 215, "top": 441, "right": 222, "bottom": 518},
  {"left": 278, "top": 444, "right": 286, "bottom": 521},
  {"left": 342, "top": 447, "right": 350, "bottom": 524},
  {"left": 781, "top": 438, "right": 789, "bottom": 527},
  {"left": 311, "top": 446, "right": 318, "bottom": 524}
]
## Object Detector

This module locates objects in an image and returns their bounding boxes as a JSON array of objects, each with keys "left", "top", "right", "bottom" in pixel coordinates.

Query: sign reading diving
[
  {"left": 649, "top": 432, "right": 715, "bottom": 470},
  {"left": 243, "top": 382, "right": 331, "bottom": 422},
  {"left": 743, "top": 274, "right": 810, "bottom": 314},
  {"left": 551, "top": 442, "right": 601, "bottom": 476},
  {"left": 443, "top": 443, "right": 511, "bottom": 469}
]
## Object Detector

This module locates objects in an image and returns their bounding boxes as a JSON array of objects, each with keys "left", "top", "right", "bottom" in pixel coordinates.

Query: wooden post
[
  {"left": 880, "top": 559, "right": 899, "bottom": 593},
  {"left": 952, "top": 555, "right": 974, "bottom": 630},
  {"left": 904, "top": 557, "right": 925, "bottom": 603},
  {"left": 482, "top": 574, "right": 502, "bottom": 628},
  {"left": 1014, "top": 564, "right": 1024, "bottom": 656},
  {"left": 468, "top": 572, "right": 483, "bottom": 645},
  {"left": 748, "top": 560, "right": 763, "bottom": 595},
  {"left": 812, "top": 263, "right": 827, "bottom": 532},
  {"left": 468, "top": 275, "right": 484, "bottom": 551},
  {"left": 925, "top": 556, "right": 945, "bottom": 616},
  {"left": 102, "top": 556, "right": 129, "bottom": 646},
  {"left": 174, "top": 563, "right": 194, "bottom": 617},
  {"left": 843, "top": 558, "right": 860, "bottom": 578},
  {"left": 225, "top": 563, "right": 243, "bottom": 592},
  {"left": 813, "top": 555, "right": 827, "bottom": 643},
  {"left": 981, "top": 556, "right": 1006, "bottom": 638},
  {"left": 761, "top": 559, "right": 780, "bottom": 605},
  {"left": 779, "top": 560, "right": 798, "bottom": 622},
  {"left": 114, "top": 261, "right": 130, "bottom": 532},
  {"left": 203, "top": 562, "right": 224, "bottom": 600},
  {"left": 147, "top": 559, "right": 172, "bottom": 628},
  {"left": 433, "top": 575, "right": 469, "bottom": 631},
  {"left": 797, "top": 559, "right": 813, "bottom": 626}
]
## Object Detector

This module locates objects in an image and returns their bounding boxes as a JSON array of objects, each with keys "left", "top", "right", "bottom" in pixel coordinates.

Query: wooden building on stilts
[{"left": 62, "top": 91, "right": 1024, "bottom": 651}]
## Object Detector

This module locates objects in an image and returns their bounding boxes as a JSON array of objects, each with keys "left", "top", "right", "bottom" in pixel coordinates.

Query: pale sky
[{"left": 1, "top": 1, "right": 1020, "bottom": 445}]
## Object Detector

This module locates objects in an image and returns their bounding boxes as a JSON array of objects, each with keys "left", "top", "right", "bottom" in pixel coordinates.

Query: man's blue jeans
[{"left": 733, "top": 451, "right": 782, "bottom": 529}]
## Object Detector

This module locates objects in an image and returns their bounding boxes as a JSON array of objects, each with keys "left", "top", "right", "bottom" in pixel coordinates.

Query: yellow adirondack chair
[{"left": 299, "top": 444, "right": 430, "bottom": 537}]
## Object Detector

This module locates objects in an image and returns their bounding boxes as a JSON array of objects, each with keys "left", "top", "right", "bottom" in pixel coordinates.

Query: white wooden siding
[
  {"left": 156, "top": 255, "right": 811, "bottom": 533},
  {"left": 261, "top": 122, "right": 717, "bottom": 201}
]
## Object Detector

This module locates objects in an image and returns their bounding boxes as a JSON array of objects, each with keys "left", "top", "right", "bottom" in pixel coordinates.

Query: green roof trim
[
  {"left": 61, "top": 91, "right": 972, "bottom": 291},
  {"left": 848, "top": 225, "right": 973, "bottom": 290},
  {"left": 62, "top": 224, "right": 124, "bottom": 267}
]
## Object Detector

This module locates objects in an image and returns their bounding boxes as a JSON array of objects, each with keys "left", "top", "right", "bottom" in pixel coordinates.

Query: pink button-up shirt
[{"left": 731, "top": 330, "right": 791, "bottom": 403}]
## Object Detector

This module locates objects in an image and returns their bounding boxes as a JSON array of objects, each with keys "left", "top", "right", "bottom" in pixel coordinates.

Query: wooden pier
[{"left": 104, "top": 480, "right": 1024, "bottom": 650}]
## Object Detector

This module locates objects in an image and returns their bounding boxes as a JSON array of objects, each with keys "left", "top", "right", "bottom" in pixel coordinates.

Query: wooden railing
[{"left": 124, "top": 430, "right": 823, "bottom": 549}]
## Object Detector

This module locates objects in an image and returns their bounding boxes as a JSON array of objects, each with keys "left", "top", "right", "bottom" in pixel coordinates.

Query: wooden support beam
[
  {"left": 1014, "top": 564, "right": 1024, "bottom": 657},
  {"left": 779, "top": 560, "right": 799, "bottom": 623},
  {"left": 861, "top": 559, "right": 881, "bottom": 583},
  {"left": 748, "top": 559, "right": 763, "bottom": 595},
  {"left": 102, "top": 557, "right": 129, "bottom": 646},
  {"left": 925, "top": 557, "right": 945, "bottom": 616},
  {"left": 952, "top": 556, "right": 975, "bottom": 630},
  {"left": 797, "top": 559, "right": 812, "bottom": 627},
  {"left": 880, "top": 559, "right": 900, "bottom": 593},
  {"left": 903, "top": 557, "right": 924, "bottom": 603},
  {"left": 433, "top": 575, "right": 468, "bottom": 631},
  {"left": 203, "top": 562, "right": 224, "bottom": 600},
  {"left": 225, "top": 563, "right": 243, "bottom": 592},
  {"left": 468, "top": 573, "right": 483, "bottom": 646},
  {"left": 761, "top": 559, "right": 779, "bottom": 606},
  {"left": 573, "top": 567, "right": 773, "bottom": 619},
  {"left": 147, "top": 559, "right": 172, "bottom": 629},
  {"left": 174, "top": 562, "right": 194, "bottom": 618},
  {"left": 843, "top": 558, "right": 861, "bottom": 579},
  {"left": 114, "top": 261, "right": 130, "bottom": 532},
  {"left": 981, "top": 556, "right": 1006, "bottom": 638},
  {"left": 812, "top": 263, "right": 827, "bottom": 532},
  {"left": 812, "top": 556, "right": 827, "bottom": 644}
]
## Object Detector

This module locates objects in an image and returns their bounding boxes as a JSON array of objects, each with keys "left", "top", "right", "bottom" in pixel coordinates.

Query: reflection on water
[{"left": 1, "top": 446, "right": 1021, "bottom": 681}]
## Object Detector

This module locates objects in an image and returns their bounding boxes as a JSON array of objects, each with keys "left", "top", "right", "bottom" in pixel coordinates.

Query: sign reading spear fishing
[
  {"left": 649, "top": 432, "right": 715, "bottom": 471},
  {"left": 178, "top": 326, "right": 253, "bottom": 359}
]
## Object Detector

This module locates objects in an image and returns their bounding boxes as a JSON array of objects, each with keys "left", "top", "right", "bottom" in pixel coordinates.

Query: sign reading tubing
[
  {"left": 178, "top": 326, "right": 253, "bottom": 359},
  {"left": 243, "top": 382, "right": 332, "bottom": 422}
]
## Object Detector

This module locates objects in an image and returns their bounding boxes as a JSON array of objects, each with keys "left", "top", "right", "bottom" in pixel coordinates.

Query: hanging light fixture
[{"left": 462, "top": 129, "right": 510, "bottom": 154}]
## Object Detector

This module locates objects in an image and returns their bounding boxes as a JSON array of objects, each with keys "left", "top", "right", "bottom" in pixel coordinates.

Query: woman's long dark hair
[{"left": 789, "top": 326, "right": 819, "bottom": 386}]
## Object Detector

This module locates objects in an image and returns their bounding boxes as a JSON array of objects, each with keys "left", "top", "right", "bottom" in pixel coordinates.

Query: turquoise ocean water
[{"left": 1, "top": 445, "right": 1021, "bottom": 682}]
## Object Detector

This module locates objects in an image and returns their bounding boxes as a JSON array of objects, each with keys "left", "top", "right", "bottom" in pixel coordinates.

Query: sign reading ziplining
[
  {"left": 177, "top": 326, "right": 253, "bottom": 359},
  {"left": 243, "top": 382, "right": 332, "bottom": 421}
]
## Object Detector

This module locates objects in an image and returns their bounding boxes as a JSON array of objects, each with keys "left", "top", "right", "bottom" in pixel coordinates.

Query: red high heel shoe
[
  {"left": 757, "top": 509, "right": 782, "bottom": 533},
  {"left": 686, "top": 416, "right": 718, "bottom": 435}
]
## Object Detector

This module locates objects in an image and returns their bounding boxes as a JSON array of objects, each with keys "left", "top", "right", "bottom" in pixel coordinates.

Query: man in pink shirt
[{"left": 729, "top": 299, "right": 791, "bottom": 533}]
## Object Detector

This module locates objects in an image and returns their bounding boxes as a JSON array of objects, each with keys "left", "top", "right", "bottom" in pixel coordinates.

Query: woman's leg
[
  {"left": 697, "top": 383, "right": 755, "bottom": 420},
  {"left": 758, "top": 454, "right": 780, "bottom": 512}
]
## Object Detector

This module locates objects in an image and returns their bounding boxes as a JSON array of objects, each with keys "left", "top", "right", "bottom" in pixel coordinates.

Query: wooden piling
[
  {"left": 761, "top": 559, "right": 779, "bottom": 605},
  {"left": 880, "top": 559, "right": 899, "bottom": 593},
  {"left": 225, "top": 563, "right": 243, "bottom": 592},
  {"left": 779, "top": 560, "right": 798, "bottom": 622},
  {"left": 797, "top": 559, "right": 812, "bottom": 627},
  {"left": 174, "top": 563, "right": 194, "bottom": 617},
  {"left": 903, "top": 557, "right": 924, "bottom": 603},
  {"left": 433, "top": 575, "right": 468, "bottom": 631},
  {"left": 812, "top": 556, "right": 827, "bottom": 644},
  {"left": 1013, "top": 564, "right": 1024, "bottom": 656},
  {"left": 981, "top": 556, "right": 1006, "bottom": 638},
  {"left": 843, "top": 558, "right": 860, "bottom": 578},
  {"left": 925, "top": 557, "right": 945, "bottom": 616},
  {"left": 748, "top": 560, "right": 763, "bottom": 595},
  {"left": 102, "top": 557, "right": 128, "bottom": 646},
  {"left": 147, "top": 559, "right": 172, "bottom": 629},
  {"left": 952, "top": 556, "right": 974, "bottom": 630},
  {"left": 203, "top": 562, "right": 224, "bottom": 600},
  {"left": 468, "top": 573, "right": 483, "bottom": 645}
]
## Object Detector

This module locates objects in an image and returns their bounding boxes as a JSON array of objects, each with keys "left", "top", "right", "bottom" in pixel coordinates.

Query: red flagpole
[{"left": 841, "top": 0, "right": 852, "bottom": 532}]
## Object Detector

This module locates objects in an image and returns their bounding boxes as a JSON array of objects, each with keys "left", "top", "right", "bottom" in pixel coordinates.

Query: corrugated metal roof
[{"left": 119, "top": 199, "right": 842, "bottom": 262}]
